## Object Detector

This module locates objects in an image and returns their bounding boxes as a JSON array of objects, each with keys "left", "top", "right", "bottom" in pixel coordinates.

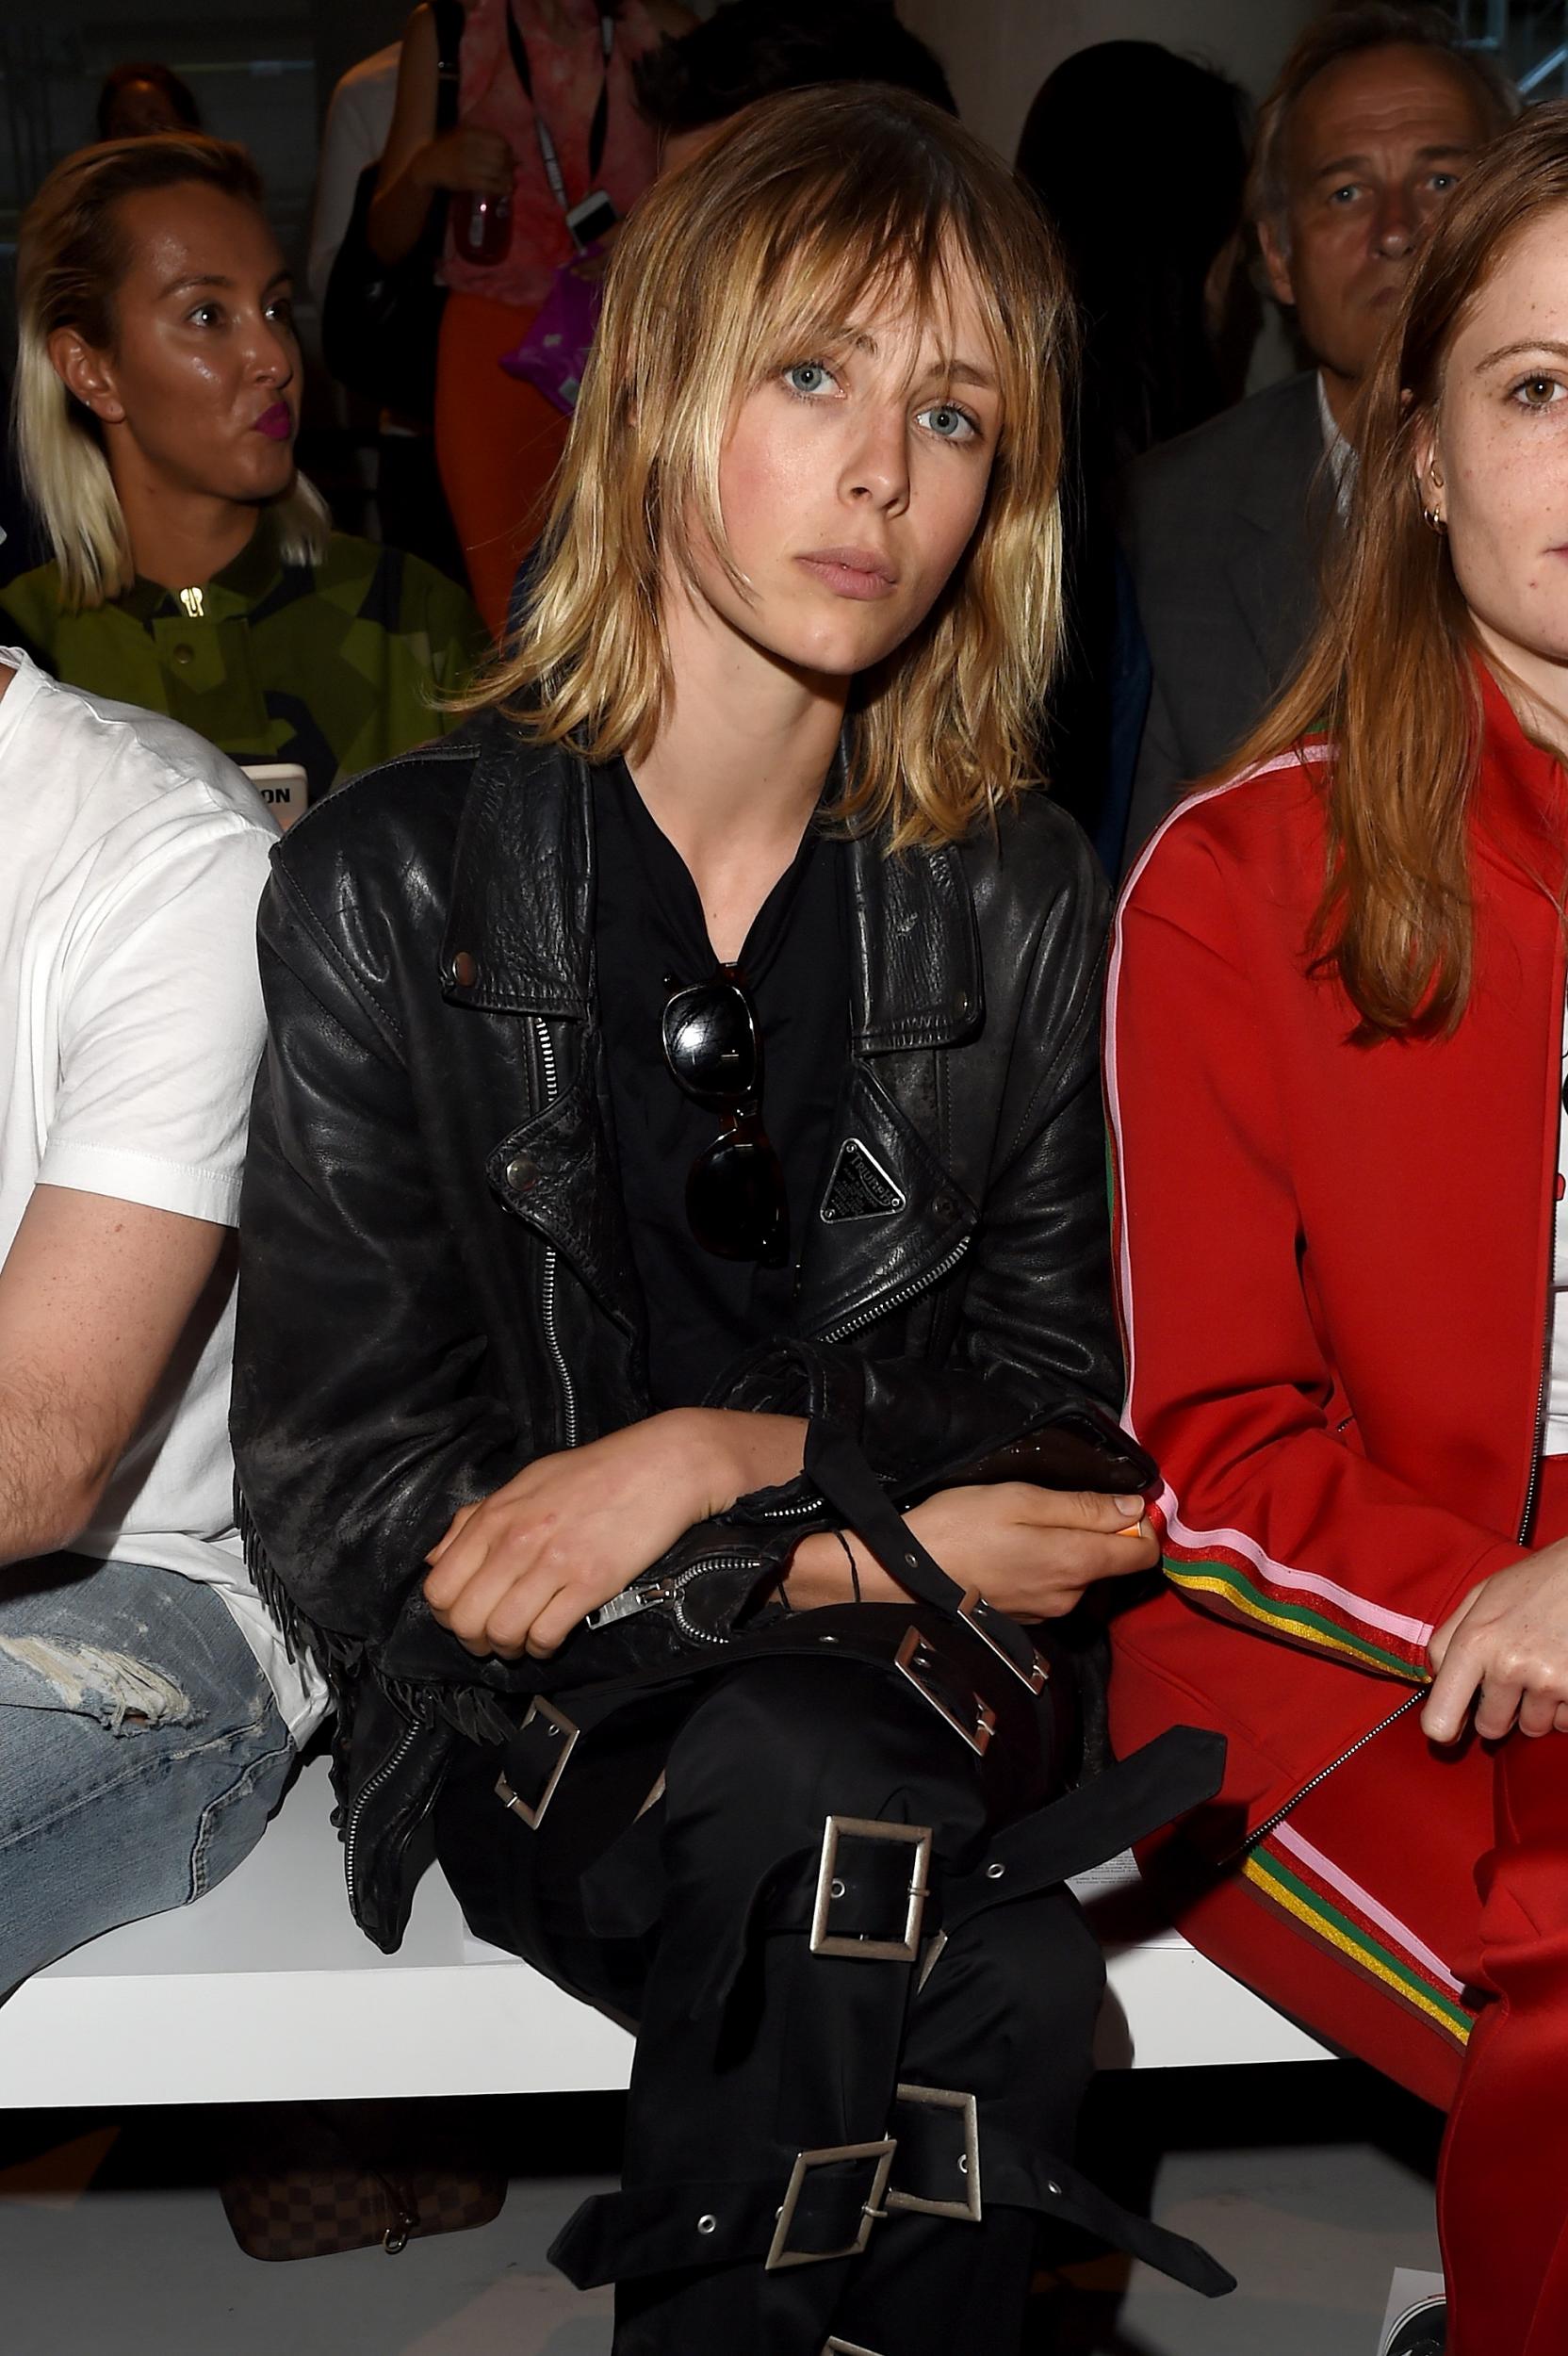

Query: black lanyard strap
[{"left": 504, "top": 2, "right": 614, "bottom": 217}]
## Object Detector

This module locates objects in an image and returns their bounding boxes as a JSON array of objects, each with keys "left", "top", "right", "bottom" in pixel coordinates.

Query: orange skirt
[{"left": 433, "top": 286, "right": 572, "bottom": 640}]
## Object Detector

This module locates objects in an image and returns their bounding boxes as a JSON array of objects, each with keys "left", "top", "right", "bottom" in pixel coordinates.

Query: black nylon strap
[
  {"left": 431, "top": 0, "right": 465, "bottom": 125},
  {"left": 805, "top": 1421, "right": 969, "bottom": 1612},
  {"left": 936, "top": 1726, "right": 1227, "bottom": 1939},
  {"left": 551, "top": 2154, "right": 886, "bottom": 2285},
  {"left": 804, "top": 1420, "right": 1044, "bottom": 1683}
]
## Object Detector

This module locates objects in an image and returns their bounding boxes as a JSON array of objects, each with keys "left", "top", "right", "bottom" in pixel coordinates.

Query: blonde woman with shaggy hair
[
  {"left": 3, "top": 133, "right": 481, "bottom": 802},
  {"left": 233, "top": 87, "right": 1229, "bottom": 2352}
]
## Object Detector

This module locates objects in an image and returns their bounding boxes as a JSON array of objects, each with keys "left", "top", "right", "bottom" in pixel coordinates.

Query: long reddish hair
[{"left": 1223, "top": 101, "right": 1568, "bottom": 1041}]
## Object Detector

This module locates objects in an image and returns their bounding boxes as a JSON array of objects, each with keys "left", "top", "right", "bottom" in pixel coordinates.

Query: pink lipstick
[{"left": 253, "top": 401, "right": 293, "bottom": 442}]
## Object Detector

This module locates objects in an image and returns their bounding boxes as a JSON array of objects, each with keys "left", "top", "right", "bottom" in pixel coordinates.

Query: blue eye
[
  {"left": 917, "top": 402, "right": 979, "bottom": 443},
  {"left": 784, "top": 361, "right": 834, "bottom": 397}
]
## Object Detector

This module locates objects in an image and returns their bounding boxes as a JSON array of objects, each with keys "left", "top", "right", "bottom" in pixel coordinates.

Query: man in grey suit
[{"left": 1120, "top": 3, "right": 1515, "bottom": 866}]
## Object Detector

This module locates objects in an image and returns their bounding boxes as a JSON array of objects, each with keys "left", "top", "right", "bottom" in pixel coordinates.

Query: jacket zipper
[
  {"left": 1233, "top": 1090, "right": 1563, "bottom": 1860},
  {"left": 1517, "top": 1174, "right": 1558, "bottom": 1546},
  {"left": 1223, "top": 1690, "right": 1424, "bottom": 1864},
  {"left": 344, "top": 1711, "right": 426, "bottom": 1909},
  {"left": 734, "top": 1237, "right": 973, "bottom": 1526},
  {"left": 585, "top": 1552, "right": 755, "bottom": 1641},
  {"left": 531, "top": 1016, "right": 579, "bottom": 1451},
  {"left": 817, "top": 1236, "right": 972, "bottom": 1346}
]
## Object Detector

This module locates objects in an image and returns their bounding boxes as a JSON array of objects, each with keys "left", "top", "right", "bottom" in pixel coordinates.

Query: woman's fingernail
[{"left": 1114, "top": 1495, "right": 1145, "bottom": 1518}]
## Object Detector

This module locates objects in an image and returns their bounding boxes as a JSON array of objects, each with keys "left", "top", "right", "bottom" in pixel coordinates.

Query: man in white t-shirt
[{"left": 0, "top": 648, "right": 325, "bottom": 1992}]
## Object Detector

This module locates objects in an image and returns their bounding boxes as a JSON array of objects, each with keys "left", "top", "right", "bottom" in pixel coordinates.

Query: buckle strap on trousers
[
  {"left": 937, "top": 1726, "right": 1226, "bottom": 1944},
  {"left": 549, "top": 2144, "right": 895, "bottom": 2288},
  {"left": 980, "top": 2144, "right": 1235, "bottom": 2299}
]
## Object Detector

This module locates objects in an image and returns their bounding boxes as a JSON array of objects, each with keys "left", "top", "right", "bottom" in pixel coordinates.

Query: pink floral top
[{"left": 442, "top": 0, "right": 662, "bottom": 311}]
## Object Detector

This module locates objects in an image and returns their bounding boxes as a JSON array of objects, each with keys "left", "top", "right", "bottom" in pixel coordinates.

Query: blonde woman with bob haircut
[
  {"left": 1111, "top": 96, "right": 1568, "bottom": 2356},
  {"left": 3, "top": 133, "right": 480, "bottom": 802},
  {"left": 234, "top": 87, "right": 1230, "bottom": 2352}
]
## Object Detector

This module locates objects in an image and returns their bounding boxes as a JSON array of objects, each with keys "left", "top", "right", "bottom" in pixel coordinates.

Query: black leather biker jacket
[{"left": 230, "top": 714, "right": 1119, "bottom": 1950}]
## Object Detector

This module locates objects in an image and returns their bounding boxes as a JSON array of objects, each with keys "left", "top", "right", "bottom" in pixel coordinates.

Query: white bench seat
[{"left": 0, "top": 1757, "right": 1328, "bottom": 2108}]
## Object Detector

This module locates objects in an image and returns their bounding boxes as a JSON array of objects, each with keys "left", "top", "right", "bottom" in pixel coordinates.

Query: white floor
[{"left": 0, "top": 2067, "right": 1442, "bottom": 2355}]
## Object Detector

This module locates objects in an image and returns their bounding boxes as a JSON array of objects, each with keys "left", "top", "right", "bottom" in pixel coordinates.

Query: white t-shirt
[
  {"left": 0, "top": 652, "right": 326, "bottom": 1742},
  {"left": 307, "top": 44, "right": 401, "bottom": 311}
]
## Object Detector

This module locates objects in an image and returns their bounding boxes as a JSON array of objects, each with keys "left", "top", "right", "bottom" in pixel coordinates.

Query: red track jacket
[{"left": 1106, "top": 670, "right": 1568, "bottom": 1843}]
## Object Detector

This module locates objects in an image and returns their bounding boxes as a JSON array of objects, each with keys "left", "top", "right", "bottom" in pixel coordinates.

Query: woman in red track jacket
[{"left": 1109, "top": 105, "right": 1568, "bottom": 2356}]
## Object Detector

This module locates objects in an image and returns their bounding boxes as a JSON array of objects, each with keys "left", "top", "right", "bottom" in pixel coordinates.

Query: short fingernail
[{"left": 1114, "top": 1495, "right": 1145, "bottom": 1517}]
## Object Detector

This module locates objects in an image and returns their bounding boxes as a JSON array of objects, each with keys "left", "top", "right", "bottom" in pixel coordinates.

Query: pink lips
[
  {"left": 795, "top": 547, "right": 898, "bottom": 601},
  {"left": 253, "top": 401, "right": 293, "bottom": 442}
]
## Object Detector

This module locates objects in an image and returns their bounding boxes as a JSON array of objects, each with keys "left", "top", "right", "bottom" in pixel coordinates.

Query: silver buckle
[
  {"left": 894, "top": 1626, "right": 996, "bottom": 1756},
  {"left": 765, "top": 2139, "right": 896, "bottom": 2270},
  {"left": 956, "top": 1588, "right": 1050, "bottom": 1693},
  {"left": 493, "top": 1696, "right": 580, "bottom": 1830},
  {"left": 809, "top": 1814, "right": 932, "bottom": 1963},
  {"left": 885, "top": 2084, "right": 982, "bottom": 2223}
]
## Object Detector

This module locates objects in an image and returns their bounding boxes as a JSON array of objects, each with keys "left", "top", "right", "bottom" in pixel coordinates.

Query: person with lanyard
[
  {"left": 232, "top": 89, "right": 1232, "bottom": 2356},
  {"left": 4, "top": 134, "right": 482, "bottom": 806},
  {"left": 372, "top": 0, "right": 692, "bottom": 637}
]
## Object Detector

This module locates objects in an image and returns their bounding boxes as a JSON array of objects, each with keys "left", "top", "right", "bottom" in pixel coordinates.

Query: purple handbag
[{"left": 499, "top": 245, "right": 608, "bottom": 414}]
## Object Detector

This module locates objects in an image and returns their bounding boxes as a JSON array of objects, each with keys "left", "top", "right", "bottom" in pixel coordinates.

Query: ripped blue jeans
[{"left": 0, "top": 1552, "right": 294, "bottom": 1998}]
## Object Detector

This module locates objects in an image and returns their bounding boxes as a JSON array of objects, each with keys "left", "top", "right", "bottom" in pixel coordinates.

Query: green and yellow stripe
[
  {"left": 1244, "top": 1841, "right": 1474, "bottom": 2047},
  {"left": 1166, "top": 1552, "right": 1426, "bottom": 1681}
]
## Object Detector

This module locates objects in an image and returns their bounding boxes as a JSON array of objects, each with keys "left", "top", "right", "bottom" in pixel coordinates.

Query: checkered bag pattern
[{"left": 220, "top": 2104, "right": 506, "bottom": 2261}]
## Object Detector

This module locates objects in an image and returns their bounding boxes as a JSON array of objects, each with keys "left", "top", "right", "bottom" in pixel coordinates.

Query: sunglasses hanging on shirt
[{"left": 662, "top": 971, "right": 790, "bottom": 1268}]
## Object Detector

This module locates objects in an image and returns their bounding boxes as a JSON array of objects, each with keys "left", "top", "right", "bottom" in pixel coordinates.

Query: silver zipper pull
[{"left": 585, "top": 1579, "right": 671, "bottom": 1629}]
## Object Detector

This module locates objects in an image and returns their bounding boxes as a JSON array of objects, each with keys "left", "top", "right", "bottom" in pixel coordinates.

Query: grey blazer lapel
[{"left": 1224, "top": 370, "right": 1337, "bottom": 688}]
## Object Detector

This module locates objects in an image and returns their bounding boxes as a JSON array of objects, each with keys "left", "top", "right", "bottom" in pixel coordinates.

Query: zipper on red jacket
[
  {"left": 1518, "top": 1306, "right": 1553, "bottom": 1546},
  {"left": 1220, "top": 1690, "right": 1425, "bottom": 1863},
  {"left": 1232, "top": 973, "right": 1566, "bottom": 1867}
]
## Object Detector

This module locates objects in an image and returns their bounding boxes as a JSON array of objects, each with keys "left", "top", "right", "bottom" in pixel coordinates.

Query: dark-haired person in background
[
  {"left": 95, "top": 60, "right": 203, "bottom": 142},
  {"left": 1015, "top": 41, "right": 1250, "bottom": 869},
  {"left": 3, "top": 135, "right": 481, "bottom": 804},
  {"left": 634, "top": 0, "right": 955, "bottom": 170},
  {"left": 1120, "top": 1, "right": 1516, "bottom": 867}
]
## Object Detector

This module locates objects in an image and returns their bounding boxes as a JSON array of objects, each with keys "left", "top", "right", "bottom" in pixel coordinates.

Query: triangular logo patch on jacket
[{"left": 820, "top": 1137, "right": 907, "bottom": 1222}]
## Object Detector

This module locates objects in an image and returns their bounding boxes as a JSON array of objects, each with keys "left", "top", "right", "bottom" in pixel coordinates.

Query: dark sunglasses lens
[
  {"left": 663, "top": 982, "right": 759, "bottom": 1104},
  {"left": 687, "top": 1130, "right": 790, "bottom": 1266}
]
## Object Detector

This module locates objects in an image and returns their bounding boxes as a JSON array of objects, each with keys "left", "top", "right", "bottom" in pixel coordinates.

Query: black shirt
[{"left": 593, "top": 759, "right": 849, "bottom": 1409}]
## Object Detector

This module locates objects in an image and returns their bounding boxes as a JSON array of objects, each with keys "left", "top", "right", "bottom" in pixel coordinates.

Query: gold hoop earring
[{"left": 1423, "top": 504, "right": 1447, "bottom": 535}]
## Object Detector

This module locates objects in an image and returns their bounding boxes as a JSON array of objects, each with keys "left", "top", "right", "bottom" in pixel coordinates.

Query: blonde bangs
[{"left": 464, "top": 86, "right": 1072, "bottom": 848}]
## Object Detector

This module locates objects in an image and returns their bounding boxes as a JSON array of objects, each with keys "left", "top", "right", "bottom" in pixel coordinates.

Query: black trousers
[{"left": 436, "top": 1625, "right": 1223, "bottom": 2354}]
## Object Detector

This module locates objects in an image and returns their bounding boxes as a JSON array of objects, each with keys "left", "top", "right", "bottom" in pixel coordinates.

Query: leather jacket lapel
[
  {"left": 440, "top": 720, "right": 594, "bottom": 1017},
  {"left": 442, "top": 728, "right": 983, "bottom": 1346},
  {"left": 846, "top": 830, "right": 982, "bottom": 1051},
  {"left": 489, "top": 1050, "right": 642, "bottom": 1337},
  {"left": 792, "top": 1059, "right": 977, "bottom": 1340},
  {"left": 796, "top": 836, "right": 983, "bottom": 1337},
  {"left": 442, "top": 726, "right": 639, "bottom": 1335}
]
